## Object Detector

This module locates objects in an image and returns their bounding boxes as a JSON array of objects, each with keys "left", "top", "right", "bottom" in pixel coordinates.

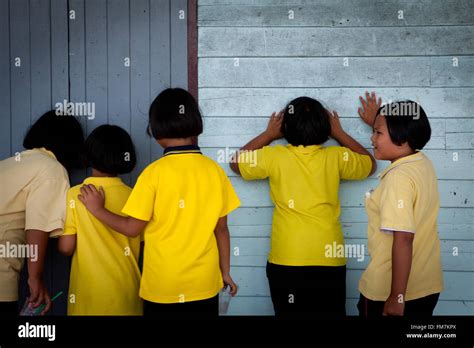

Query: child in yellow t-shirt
[
  {"left": 230, "top": 97, "right": 376, "bottom": 318},
  {"left": 58, "top": 125, "right": 142, "bottom": 315},
  {"left": 77, "top": 88, "right": 240, "bottom": 318},
  {"left": 357, "top": 93, "right": 443, "bottom": 317}
]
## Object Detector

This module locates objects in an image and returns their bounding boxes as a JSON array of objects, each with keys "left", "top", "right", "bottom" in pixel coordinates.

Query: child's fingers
[
  {"left": 359, "top": 96, "right": 367, "bottom": 109},
  {"left": 230, "top": 283, "right": 238, "bottom": 296},
  {"left": 80, "top": 185, "right": 91, "bottom": 196},
  {"left": 370, "top": 91, "right": 376, "bottom": 102},
  {"left": 358, "top": 108, "right": 364, "bottom": 118},
  {"left": 77, "top": 194, "right": 85, "bottom": 204},
  {"left": 88, "top": 184, "right": 98, "bottom": 194},
  {"left": 99, "top": 186, "right": 105, "bottom": 198},
  {"left": 377, "top": 97, "right": 382, "bottom": 106}
]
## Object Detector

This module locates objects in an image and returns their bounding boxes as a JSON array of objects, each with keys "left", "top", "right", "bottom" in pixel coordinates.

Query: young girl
[
  {"left": 58, "top": 125, "right": 143, "bottom": 315},
  {"left": 230, "top": 97, "right": 376, "bottom": 317},
  {"left": 77, "top": 88, "right": 240, "bottom": 318},
  {"left": 357, "top": 92, "right": 443, "bottom": 317},
  {"left": 0, "top": 111, "right": 84, "bottom": 316}
]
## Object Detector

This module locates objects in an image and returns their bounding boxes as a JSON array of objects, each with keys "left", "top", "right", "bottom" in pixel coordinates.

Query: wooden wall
[{"left": 197, "top": 0, "right": 474, "bottom": 315}]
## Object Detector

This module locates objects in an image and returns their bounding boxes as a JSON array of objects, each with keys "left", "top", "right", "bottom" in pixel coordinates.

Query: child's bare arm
[
  {"left": 384, "top": 231, "right": 414, "bottom": 316},
  {"left": 230, "top": 112, "right": 283, "bottom": 175},
  {"left": 58, "top": 235, "right": 76, "bottom": 256},
  {"left": 214, "top": 216, "right": 238, "bottom": 296},
  {"left": 329, "top": 110, "right": 377, "bottom": 175},
  {"left": 78, "top": 184, "right": 147, "bottom": 238}
]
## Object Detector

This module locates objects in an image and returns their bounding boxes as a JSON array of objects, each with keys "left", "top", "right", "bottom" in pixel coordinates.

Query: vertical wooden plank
[
  {"left": 68, "top": 0, "right": 87, "bottom": 186},
  {"left": 85, "top": 0, "right": 107, "bottom": 134},
  {"left": 51, "top": 0, "right": 69, "bottom": 108},
  {"left": 170, "top": 0, "right": 187, "bottom": 89},
  {"left": 130, "top": 0, "right": 151, "bottom": 184},
  {"left": 0, "top": 0, "right": 11, "bottom": 159},
  {"left": 9, "top": 0, "right": 31, "bottom": 154},
  {"left": 187, "top": 0, "right": 198, "bottom": 100},
  {"left": 30, "top": 0, "right": 52, "bottom": 123},
  {"left": 107, "top": 0, "right": 131, "bottom": 184},
  {"left": 149, "top": 0, "right": 170, "bottom": 161}
]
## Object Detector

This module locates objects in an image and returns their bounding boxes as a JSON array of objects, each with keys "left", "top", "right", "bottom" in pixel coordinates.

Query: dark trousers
[
  {"left": 266, "top": 262, "right": 346, "bottom": 318},
  {"left": 143, "top": 295, "right": 218, "bottom": 318},
  {"left": 357, "top": 293, "right": 440, "bottom": 317},
  {"left": 0, "top": 301, "right": 18, "bottom": 317}
]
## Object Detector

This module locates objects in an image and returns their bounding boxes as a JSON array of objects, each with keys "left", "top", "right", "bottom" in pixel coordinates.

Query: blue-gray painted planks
[
  {"left": 150, "top": 0, "right": 171, "bottom": 162},
  {"left": 0, "top": 0, "right": 11, "bottom": 159},
  {"left": 30, "top": 0, "right": 52, "bottom": 123},
  {"left": 51, "top": 0, "right": 69, "bottom": 108},
  {"left": 130, "top": 0, "right": 151, "bottom": 184},
  {"left": 9, "top": 0, "right": 31, "bottom": 155}
]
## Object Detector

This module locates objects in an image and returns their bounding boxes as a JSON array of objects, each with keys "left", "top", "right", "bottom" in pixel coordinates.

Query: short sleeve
[
  {"left": 63, "top": 189, "right": 77, "bottom": 236},
  {"left": 122, "top": 168, "right": 156, "bottom": 221},
  {"left": 335, "top": 146, "right": 372, "bottom": 180},
  {"left": 218, "top": 167, "right": 241, "bottom": 217},
  {"left": 238, "top": 147, "right": 272, "bottom": 180},
  {"left": 25, "top": 177, "right": 69, "bottom": 237},
  {"left": 379, "top": 172, "right": 416, "bottom": 233}
]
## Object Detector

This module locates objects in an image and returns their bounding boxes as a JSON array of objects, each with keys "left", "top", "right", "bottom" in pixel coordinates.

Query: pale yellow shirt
[
  {"left": 359, "top": 151, "right": 444, "bottom": 301},
  {"left": 0, "top": 148, "right": 69, "bottom": 301}
]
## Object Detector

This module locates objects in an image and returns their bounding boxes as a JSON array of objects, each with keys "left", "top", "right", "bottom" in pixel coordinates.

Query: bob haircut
[
  {"left": 376, "top": 100, "right": 431, "bottom": 151},
  {"left": 83, "top": 125, "right": 136, "bottom": 175},
  {"left": 281, "top": 96, "right": 331, "bottom": 146},
  {"left": 23, "top": 110, "right": 85, "bottom": 172},
  {"left": 147, "top": 88, "right": 203, "bottom": 140}
]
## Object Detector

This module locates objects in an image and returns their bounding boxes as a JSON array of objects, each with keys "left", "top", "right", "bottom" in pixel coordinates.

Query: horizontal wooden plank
[
  {"left": 198, "top": 26, "right": 474, "bottom": 57},
  {"left": 229, "top": 266, "right": 474, "bottom": 301},
  {"left": 199, "top": 0, "right": 474, "bottom": 27},
  {"left": 229, "top": 237, "right": 473, "bottom": 271},
  {"left": 198, "top": 87, "right": 474, "bottom": 118},
  {"left": 228, "top": 207, "right": 474, "bottom": 226},
  {"left": 431, "top": 56, "right": 474, "bottom": 87},
  {"left": 222, "top": 296, "right": 474, "bottom": 315},
  {"left": 446, "top": 119, "right": 474, "bottom": 132},
  {"left": 199, "top": 57, "right": 431, "bottom": 87},
  {"left": 203, "top": 146, "right": 474, "bottom": 179},
  {"left": 227, "top": 177, "right": 474, "bottom": 208},
  {"left": 446, "top": 133, "right": 474, "bottom": 149}
]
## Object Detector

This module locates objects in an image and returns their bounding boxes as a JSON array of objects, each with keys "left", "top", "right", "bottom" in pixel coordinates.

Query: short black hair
[
  {"left": 23, "top": 110, "right": 85, "bottom": 172},
  {"left": 376, "top": 100, "right": 431, "bottom": 151},
  {"left": 147, "top": 88, "right": 203, "bottom": 139},
  {"left": 84, "top": 125, "right": 136, "bottom": 175},
  {"left": 281, "top": 97, "right": 331, "bottom": 146}
]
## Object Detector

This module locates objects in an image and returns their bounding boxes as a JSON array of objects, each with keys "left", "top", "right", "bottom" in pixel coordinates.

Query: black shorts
[
  {"left": 0, "top": 301, "right": 18, "bottom": 317},
  {"left": 357, "top": 293, "right": 440, "bottom": 317},
  {"left": 266, "top": 261, "right": 346, "bottom": 318},
  {"left": 143, "top": 295, "right": 218, "bottom": 318}
]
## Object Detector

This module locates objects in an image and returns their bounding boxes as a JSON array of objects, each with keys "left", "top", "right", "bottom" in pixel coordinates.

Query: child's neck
[
  {"left": 91, "top": 168, "right": 116, "bottom": 177},
  {"left": 159, "top": 137, "right": 195, "bottom": 148}
]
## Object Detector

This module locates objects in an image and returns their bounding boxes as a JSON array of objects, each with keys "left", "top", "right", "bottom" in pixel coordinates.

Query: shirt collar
[
  {"left": 36, "top": 147, "right": 57, "bottom": 160},
  {"left": 83, "top": 176, "right": 124, "bottom": 187},
  {"left": 378, "top": 151, "right": 424, "bottom": 180},
  {"left": 163, "top": 145, "right": 202, "bottom": 156},
  {"left": 286, "top": 144, "right": 323, "bottom": 153}
]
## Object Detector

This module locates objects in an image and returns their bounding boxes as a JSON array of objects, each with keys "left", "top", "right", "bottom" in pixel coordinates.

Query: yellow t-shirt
[
  {"left": 122, "top": 145, "right": 240, "bottom": 304},
  {"left": 0, "top": 148, "right": 69, "bottom": 301},
  {"left": 64, "top": 177, "right": 142, "bottom": 315},
  {"left": 359, "top": 151, "right": 444, "bottom": 301},
  {"left": 238, "top": 144, "right": 372, "bottom": 266}
]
